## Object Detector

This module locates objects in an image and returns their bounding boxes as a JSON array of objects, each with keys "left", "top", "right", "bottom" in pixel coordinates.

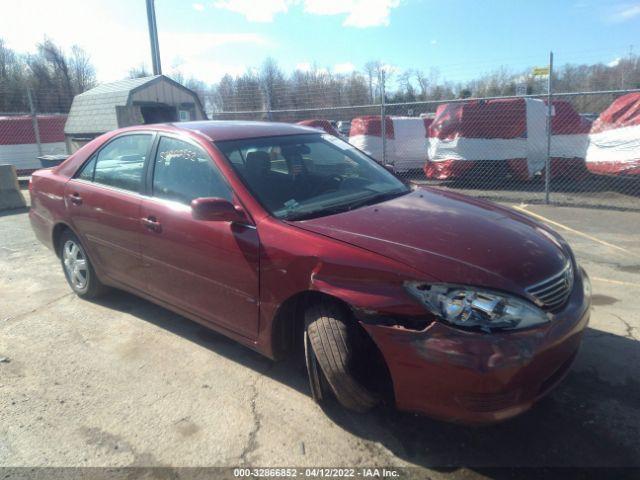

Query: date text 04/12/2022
[{"left": 232, "top": 468, "right": 400, "bottom": 477}]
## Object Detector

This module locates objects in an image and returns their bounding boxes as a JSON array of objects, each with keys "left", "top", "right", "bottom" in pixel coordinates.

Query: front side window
[
  {"left": 216, "top": 133, "right": 409, "bottom": 220},
  {"left": 92, "top": 134, "right": 152, "bottom": 192},
  {"left": 152, "top": 136, "right": 232, "bottom": 205}
]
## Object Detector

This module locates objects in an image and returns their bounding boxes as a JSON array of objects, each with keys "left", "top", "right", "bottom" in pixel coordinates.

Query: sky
[{"left": 1, "top": 0, "right": 639, "bottom": 86}]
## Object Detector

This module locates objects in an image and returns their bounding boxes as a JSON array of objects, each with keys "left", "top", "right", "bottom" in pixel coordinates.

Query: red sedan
[{"left": 29, "top": 121, "right": 591, "bottom": 424}]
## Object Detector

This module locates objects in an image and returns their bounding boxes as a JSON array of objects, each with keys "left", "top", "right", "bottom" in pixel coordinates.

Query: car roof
[{"left": 168, "top": 120, "right": 319, "bottom": 142}]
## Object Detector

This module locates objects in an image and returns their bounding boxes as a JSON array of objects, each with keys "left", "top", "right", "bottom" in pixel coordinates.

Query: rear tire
[
  {"left": 304, "top": 300, "right": 378, "bottom": 413},
  {"left": 59, "top": 230, "right": 108, "bottom": 299}
]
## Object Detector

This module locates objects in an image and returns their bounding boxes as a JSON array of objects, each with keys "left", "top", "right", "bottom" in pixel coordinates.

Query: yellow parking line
[
  {"left": 592, "top": 277, "right": 640, "bottom": 288},
  {"left": 513, "top": 205, "right": 638, "bottom": 257}
]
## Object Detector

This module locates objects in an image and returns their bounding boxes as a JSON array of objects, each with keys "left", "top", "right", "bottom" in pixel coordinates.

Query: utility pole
[
  {"left": 544, "top": 51, "right": 553, "bottom": 205},
  {"left": 380, "top": 69, "right": 387, "bottom": 167},
  {"left": 27, "top": 88, "right": 42, "bottom": 157},
  {"left": 146, "top": 0, "right": 162, "bottom": 75}
]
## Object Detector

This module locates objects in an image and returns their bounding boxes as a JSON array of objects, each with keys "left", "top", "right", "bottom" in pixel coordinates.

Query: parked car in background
[
  {"left": 579, "top": 113, "right": 599, "bottom": 123},
  {"left": 29, "top": 121, "right": 591, "bottom": 424},
  {"left": 296, "top": 119, "right": 340, "bottom": 136},
  {"left": 336, "top": 120, "right": 351, "bottom": 137}
]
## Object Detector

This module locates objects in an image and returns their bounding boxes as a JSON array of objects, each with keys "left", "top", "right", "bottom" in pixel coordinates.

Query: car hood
[{"left": 290, "top": 187, "right": 569, "bottom": 293}]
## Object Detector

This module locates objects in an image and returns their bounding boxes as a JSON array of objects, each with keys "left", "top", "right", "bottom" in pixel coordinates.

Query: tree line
[
  {"left": 2, "top": 37, "right": 639, "bottom": 116},
  {"left": 0, "top": 38, "right": 96, "bottom": 114},
  {"left": 200, "top": 56, "right": 640, "bottom": 116}
]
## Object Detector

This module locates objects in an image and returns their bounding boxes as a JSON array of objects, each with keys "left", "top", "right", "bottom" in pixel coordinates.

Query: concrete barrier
[{"left": 0, "top": 164, "right": 27, "bottom": 211}]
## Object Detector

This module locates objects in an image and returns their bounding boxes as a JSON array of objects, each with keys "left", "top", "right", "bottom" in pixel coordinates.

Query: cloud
[
  {"left": 382, "top": 63, "right": 400, "bottom": 74},
  {"left": 430, "top": 39, "right": 437, "bottom": 45},
  {"left": 0, "top": 1, "right": 270, "bottom": 84},
  {"left": 213, "top": 0, "right": 401, "bottom": 27},
  {"left": 304, "top": 0, "right": 401, "bottom": 27},
  {"left": 295, "top": 63, "right": 333, "bottom": 75},
  {"left": 162, "top": 32, "right": 271, "bottom": 83},
  {"left": 192, "top": 3, "right": 205, "bottom": 11},
  {"left": 295, "top": 62, "right": 312, "bottom": 72},
  {"left": 212, "top": 0, "right": 291, "bottom": 22},
  {"left": 608, "top": 3, "right": 640, "bottom": 22},
  {"left": 162, "top": 32, "right": 269, "bottom": 51},
  {"left": 333, "top": 62, "right": 355, "bottom": 73},
  {"left": 608, "top": 57, "right": 622, "bottom": 67}
]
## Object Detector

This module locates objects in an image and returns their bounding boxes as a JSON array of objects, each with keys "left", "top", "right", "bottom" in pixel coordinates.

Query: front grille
[{"left": 526, "top": 262, "right": 574, "bottom": 312}]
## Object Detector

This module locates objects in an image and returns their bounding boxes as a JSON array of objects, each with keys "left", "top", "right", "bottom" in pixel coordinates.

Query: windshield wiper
[
  {"left": 345, "top": 189, "right": 409, "bottom": 211},
  {"left": 283, "top": 189, "right": 409, "bottom": 221}
]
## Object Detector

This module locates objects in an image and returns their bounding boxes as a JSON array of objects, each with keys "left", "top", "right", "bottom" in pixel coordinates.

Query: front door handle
[
  {"left": 69, "top": 193, "right": 82, "bottom": 205},
  {"left": 141, "top": 216, "right": 162, "bottom": 233}
]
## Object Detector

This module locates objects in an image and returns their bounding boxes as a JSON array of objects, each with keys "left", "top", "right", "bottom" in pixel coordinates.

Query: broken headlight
[{"left": 404, "top": 282, "right": 550, "bottom": 332}]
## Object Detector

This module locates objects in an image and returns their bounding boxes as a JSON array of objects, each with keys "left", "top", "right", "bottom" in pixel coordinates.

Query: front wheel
[
  {"left": 59, "top": 230, "right": 107, "bottom": 299},
  {"left": 304, "top": 301, "right": 378, "bottom": 412}
]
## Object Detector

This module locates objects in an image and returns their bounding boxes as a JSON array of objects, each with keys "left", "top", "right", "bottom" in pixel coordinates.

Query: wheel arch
[
  {"left": 270, "top": 289, "right": 395, "bottom": 403},
  {"left": 52, "top": 222, "right": 77, "bottom": 258},
  {"left": 271, "top": 290, "right": 350, "bottom": 361}
]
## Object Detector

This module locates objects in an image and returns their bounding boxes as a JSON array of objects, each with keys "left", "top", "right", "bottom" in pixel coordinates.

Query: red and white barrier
[
  {"left": 425, "top": 99, "right": 589, "bottom": 180},
  {"left": 0, "top": 115, "right": 67, "bottom": 171},
  {"left": 349, "top": 116, "right": 429, "bottom": 172},
  {"left": 586, "top": 93, "right": 640, "bottom": 176},
  {"left": 297, "top": 119, "right": 341, "bottom": 137}
]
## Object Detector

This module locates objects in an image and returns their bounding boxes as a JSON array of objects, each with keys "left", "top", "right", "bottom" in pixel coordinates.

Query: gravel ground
[{"left": 0, "top": 189, "right": 639, "bottom": 477}]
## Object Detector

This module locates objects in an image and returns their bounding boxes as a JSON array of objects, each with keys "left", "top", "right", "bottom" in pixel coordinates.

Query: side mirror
[{"left": 191, "top": 197, "right": 246, "bottom": 223}]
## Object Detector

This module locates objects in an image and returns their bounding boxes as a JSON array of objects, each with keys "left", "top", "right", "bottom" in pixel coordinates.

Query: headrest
[{"left": 245, "top": 150, "right": 271, "bottom": 176}]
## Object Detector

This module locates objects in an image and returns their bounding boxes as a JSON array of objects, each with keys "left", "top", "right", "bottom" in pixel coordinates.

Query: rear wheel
[
  {"left": 59, "top": 230, "right": 107, "bottom": 299},
  {"left": 304, "top": 300, "right": 378, "bottom": 412}
]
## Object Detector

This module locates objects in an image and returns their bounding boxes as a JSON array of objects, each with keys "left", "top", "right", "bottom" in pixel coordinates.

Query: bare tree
[
  {"left": 260, "top": 57, "right": 287, "bottom": 110},
  {"left": 40, "top": 39, "right": 73, "bottom": 103},
  {"left": 0, "top": 38, "right": 28, "bottom": 111},
  {"left": 364, "top": 61, "right": 381, "bottom": 103},
  {"left": 69, "top": 45, "right": 96, "bottom": 92},
  {"left": 414, "top": 69, "right": 429, "bottom": 100},
  {"left": 397, "top": 69, "right": 416, "bottom": 101},
  {"left": 128, "top": 64, "right": 151, "bottom": 78}
]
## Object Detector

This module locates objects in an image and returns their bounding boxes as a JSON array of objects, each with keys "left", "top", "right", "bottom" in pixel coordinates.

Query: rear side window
[
  {"left": 152, "top": 136, "right": 232, "bottom": 204},
  {"left": 91, "top": 134, "right": 153, "bottom": 192}
]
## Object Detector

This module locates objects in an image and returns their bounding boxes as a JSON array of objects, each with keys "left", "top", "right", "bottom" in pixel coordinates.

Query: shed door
[{"left": 140, "top": 105, "right": 178, "bottom": 124}]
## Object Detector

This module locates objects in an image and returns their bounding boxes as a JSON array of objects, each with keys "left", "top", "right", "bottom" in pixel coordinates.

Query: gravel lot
[{"left": 1, "top": 189, "right": 639, "bottom": 477}]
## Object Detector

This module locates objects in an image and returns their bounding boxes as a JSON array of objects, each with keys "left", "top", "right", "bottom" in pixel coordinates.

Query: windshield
[{"left": 215, "top": 133, "right": 410, "bottom": 220}]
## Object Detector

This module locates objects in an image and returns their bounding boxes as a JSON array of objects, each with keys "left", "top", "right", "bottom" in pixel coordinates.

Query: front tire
[
  {"left": 304, "top": 301, "right": 378, "bottom": 412},
  {"left": 59, "top": 230, "right": 107, "bottom": 299}
]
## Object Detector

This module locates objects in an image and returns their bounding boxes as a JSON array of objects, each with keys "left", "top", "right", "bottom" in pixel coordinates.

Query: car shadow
[
  {"left": 0, "top": 206, "right": 29, "bottom": 218},
  {"left": 92, "top": 290, "right": 640, "bottom": 473}
]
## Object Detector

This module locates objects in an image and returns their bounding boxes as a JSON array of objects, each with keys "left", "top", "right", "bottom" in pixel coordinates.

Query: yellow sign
[{"left": 533, "top": 66, "right": 550, "bottom": 76}]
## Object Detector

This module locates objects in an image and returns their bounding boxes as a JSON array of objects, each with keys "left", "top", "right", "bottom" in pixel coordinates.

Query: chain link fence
[
  {"left": 0, "top": 87, "right": 70, "bottom": 176},
  {"left": 1, "top": 85, "right": 639, "bottom": 212},
  {"left": 209, "top": 89, "right": 640, "bottom": 212}
]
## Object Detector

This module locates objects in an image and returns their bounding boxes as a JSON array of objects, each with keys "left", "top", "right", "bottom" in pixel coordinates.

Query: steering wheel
[{"left": 310, "top": 175, "right": 343, "bottom": 196}]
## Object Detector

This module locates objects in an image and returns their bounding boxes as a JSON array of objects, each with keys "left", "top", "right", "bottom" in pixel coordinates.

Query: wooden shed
[{"left": 64, "top": 75, "right": 206, "bottom": 152}]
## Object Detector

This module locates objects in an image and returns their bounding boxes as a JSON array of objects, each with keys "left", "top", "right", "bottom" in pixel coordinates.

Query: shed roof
[{"left": 64, "top": 75, "right": 202, "bottom": 135}]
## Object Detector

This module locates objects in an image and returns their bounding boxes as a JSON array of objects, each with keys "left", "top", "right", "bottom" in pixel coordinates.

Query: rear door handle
[
  {"left": 141, "top": 216, "right": 162, "bottom": 233},
  {"left": 69, "top": 193, "right": 82, "bottom": 205}
]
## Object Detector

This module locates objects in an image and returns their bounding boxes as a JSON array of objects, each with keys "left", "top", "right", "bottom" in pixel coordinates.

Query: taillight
[{"left": 28, "top": 176, "right": 33, "bottom": 192}]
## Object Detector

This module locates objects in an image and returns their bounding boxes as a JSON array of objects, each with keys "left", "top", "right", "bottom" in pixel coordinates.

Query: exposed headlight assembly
[{"left": 405, "top": 282, "right": 551, "bottom": 332}]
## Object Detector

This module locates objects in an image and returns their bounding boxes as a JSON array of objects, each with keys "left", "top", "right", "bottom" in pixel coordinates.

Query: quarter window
[
  {"left": 92, "top": 134, "right": 152, "bottom": 192},
  {"left": 152, "top": 136, "right": 232, "bottom": 204},
  {"left": 76, "top": 155, "right": 96, "bottom": 181}
]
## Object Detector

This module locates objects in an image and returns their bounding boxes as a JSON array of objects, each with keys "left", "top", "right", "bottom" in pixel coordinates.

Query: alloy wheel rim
[{"left": 63, "top": 240, "right": 88, "bottom": 290}]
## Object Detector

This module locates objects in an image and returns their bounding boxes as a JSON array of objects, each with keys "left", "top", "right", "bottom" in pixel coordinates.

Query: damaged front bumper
[{"left": 359, "top": 271, "right": 591, "bottom": 425}]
